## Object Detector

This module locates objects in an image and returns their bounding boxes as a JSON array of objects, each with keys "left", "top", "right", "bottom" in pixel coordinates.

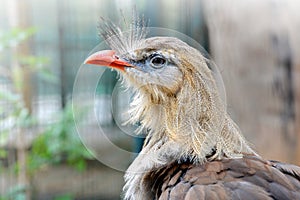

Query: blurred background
[{"left": 0, "top": 0, "right": 299, "bottom": 199}]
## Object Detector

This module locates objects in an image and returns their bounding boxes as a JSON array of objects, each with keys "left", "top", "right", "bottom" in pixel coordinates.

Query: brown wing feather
[{"left": 143, "top": 156, "right": 300, "bottom": 200}]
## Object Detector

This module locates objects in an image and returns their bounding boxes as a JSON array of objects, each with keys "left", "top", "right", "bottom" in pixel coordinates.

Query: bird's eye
[{"left": 149, "top": 55, "right": 167, "bottom": 69}]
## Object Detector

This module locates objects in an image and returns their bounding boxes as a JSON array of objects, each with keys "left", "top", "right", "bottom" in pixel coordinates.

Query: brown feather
[{"left": 144, "top": 155, "right": 300, "bottom": 200}]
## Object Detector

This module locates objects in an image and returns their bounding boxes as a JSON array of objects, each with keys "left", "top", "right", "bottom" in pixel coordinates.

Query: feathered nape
[{"left": 98, "top": 9, "right": 148, "bottom": 56}]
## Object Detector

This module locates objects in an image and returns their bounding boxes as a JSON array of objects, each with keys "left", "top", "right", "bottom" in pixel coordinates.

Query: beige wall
[{"left": 203, "top": 0, "right": 300, "bottom": 164}]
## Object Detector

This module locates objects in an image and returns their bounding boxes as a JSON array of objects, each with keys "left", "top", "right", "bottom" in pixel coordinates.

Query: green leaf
[
  {"left": 54, "top": 194, "right": 74, "bottom": 200},
  {"left": 18, "top": 56, "right": 48, "bottom": 67},
  {"left": 2, "top": 185, "right": 27, "bottom": 200},
  {"left": 0, "top": 149, "right": 7, "bottom": 158},
  {"left": 37, "top": 67, "right": 58, "bottom": 83},
  {"left": 0, "top": 89, "right": 20, "bottom": 102},
  {"left": 17, "top": 55, "right": 58, "bottom": 83},
  {"left": 11, "top": 67, "right": 23, "bottom": 92},
  {"left": 27, "top": 101, "right": 94, "bottom": 172},
  {"left": 0, "top": 27, "right": 37, "bottom": 50},
  {"left": 0, "top": 130, "right": 9, "bottom": 146},
  {"left": 68, "top": 158, "right": 87, "bottom": 172}
]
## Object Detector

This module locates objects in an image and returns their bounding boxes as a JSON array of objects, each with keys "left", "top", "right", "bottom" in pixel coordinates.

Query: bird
[{"left": 84, "top": 13, "right": 300, "bottom": 200}]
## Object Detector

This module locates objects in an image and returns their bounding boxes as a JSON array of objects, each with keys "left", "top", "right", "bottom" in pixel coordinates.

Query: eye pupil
[
  {"left": 150, "top": 55, "right": 167, "bottom": 69},
  {"left": 152, "top": 57, "right": 165, "bottom": 65}
]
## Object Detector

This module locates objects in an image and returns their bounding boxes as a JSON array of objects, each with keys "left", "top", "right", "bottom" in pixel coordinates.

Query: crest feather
[{"left": 98, "top": 9, "right": 149, "bottom": 55}]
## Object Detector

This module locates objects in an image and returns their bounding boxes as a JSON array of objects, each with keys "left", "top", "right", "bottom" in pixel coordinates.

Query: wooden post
[
  {"left": 7, "top": 0, "right": 32, "bottom": 199},
  {"left": 295, "top": 64, "right": 300, "bottom": 165},
  {"left": 57, "top": 0, "right": 67, "bottom": 108}
]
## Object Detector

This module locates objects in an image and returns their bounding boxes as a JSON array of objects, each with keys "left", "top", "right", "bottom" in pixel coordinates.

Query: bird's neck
[
  {"left": 127, "top": 80, "right": 257, "bottom": 164},
  {"left": 123, "top": 76, "right": 258, "bottom": 200}
]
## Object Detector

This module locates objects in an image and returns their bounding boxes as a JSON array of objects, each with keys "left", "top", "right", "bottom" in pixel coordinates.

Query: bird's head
[
  {"left": 85, "top": 15, "right": 255, "bottom": 162},
  {"left": 85, "top": 36, "right": 203, "bottom": 99}
]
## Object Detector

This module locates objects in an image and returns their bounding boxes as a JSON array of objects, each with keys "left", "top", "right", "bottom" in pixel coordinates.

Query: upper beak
[{"left": 84, "top": 50, "right": 132, "bottom": 71}]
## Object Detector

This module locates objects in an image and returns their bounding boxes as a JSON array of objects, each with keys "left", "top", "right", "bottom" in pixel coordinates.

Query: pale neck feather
[
  {"left": 122, "top": 48, "right": 257, "bottom": 200},
  {"left": 123, "top": 69, "right": 257, "bottom": 200}
]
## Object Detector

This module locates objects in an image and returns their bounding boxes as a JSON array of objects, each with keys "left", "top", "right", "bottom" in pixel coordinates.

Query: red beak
[{"left": 84, "top": 50, "right": 132, "bottom": 71}]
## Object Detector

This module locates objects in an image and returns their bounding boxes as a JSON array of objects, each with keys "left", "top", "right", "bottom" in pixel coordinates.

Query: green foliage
[
  {"left": 0, "top": 28, "right": 40, "bottom": 165},
  {"left": 18, "top": 55, "right": 57, "bottom": 83},
  {"left": 0, "top": 185, "right": 26, "bottom": 200},
  {"left": 0, "top": 149, "right": 7, "bottom": 158},
  {"left": 0, "top": 27, "right": 92, "bottom": 199},
  {"left": 27, "top": 103, "right": 93, "bottom": 173},
  {"left": 0, "top": 89, "right": 34, "bottom": 127},
  {"left": 0, "top": 28, "right": 31, "bottom": 169},
  {"left": 0, "top": 27, "right": 36, "bottom": 51},
  {"left": 54, "top": 193, "right": 74, "bottom": 200},
  {"left": 0, "top": 27, "right": 56, "bottom": 167}
]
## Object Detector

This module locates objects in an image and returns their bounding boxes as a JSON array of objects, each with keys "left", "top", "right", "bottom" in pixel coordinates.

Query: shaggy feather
[
  {"left": 98, "top": 10, "right": 148, "bottom": 56},
  {"left": 98, "top": 13, "right": 258, "bottom": 200}
]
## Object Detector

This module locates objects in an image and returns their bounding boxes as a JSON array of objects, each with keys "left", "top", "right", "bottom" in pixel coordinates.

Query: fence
[{"left": 0, "top": 0, "right": 299, "bottom": 199}]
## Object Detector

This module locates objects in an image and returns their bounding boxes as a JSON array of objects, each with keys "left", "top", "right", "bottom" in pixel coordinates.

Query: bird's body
[
  {"left": 85, "top": 13, "right": 300, "bottom": 200},
  {"left": 137, "top": 155, "right": 300, "bottom": 199}
]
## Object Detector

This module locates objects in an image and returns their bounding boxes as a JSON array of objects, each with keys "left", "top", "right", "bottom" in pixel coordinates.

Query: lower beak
[{"left": 84, "top": 50, "right": 132, "bottom": 71}]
